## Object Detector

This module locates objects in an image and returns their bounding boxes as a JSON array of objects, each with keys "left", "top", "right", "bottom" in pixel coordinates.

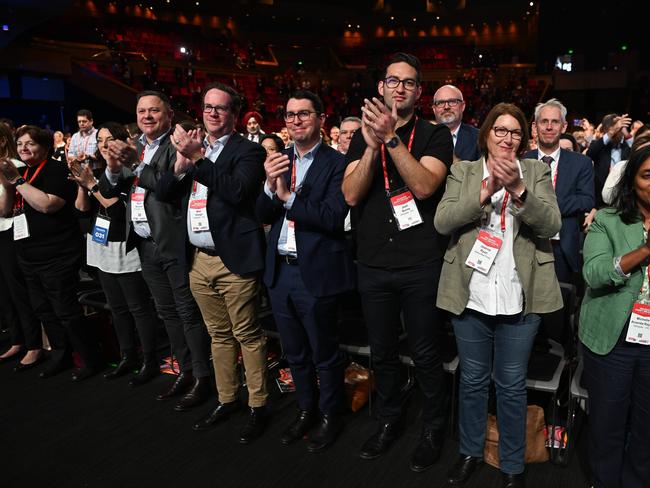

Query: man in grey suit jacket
[
  {"left": 432, "top": 84, "right": 480, "bottom": 162},
  {"left": 104, "top": 90, "right": 211, "bottom": 411}
]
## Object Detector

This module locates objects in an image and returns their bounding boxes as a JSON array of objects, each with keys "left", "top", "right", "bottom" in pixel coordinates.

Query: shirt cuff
[
  {"left": 613, "top": 256, "right": 631, "bottom": 279},
  {"left": 105, "top": 167, "right": 120, "bottom": 187},
  {"left": 602, "top": 133, "right": 611, "bottom": 146},
  {"left": 283, "top": 192, "right": 296, "bottom": 209},
  {"left": 263, "top": 182, "right": 275, "bottom": 199}
]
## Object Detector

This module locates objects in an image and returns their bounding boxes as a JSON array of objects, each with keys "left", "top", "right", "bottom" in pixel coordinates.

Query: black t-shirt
[
  {"left": 345, "top": 116, "right": 453, "bottom": 268},
  {"left": 14, "top": 159, "right": 82, "bottom": 260}
]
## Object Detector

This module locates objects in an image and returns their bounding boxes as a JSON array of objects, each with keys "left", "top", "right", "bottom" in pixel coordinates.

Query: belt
[
  {"left": 198, "top": 247, "right": 219, "bottom": 256},
  {"left": 551, "top": 239, "right": 561, "bottom": 246},
  {"left": 278, "top": 254, "right": 298, "bottom": 265}
]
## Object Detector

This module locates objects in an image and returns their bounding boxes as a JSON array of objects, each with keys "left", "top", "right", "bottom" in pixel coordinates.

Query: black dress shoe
[
  {"left": 193, "top": 401, "right": 239, "bottom": 431},
  {"left": 280, "top": 409, "right": 317, "bottom": 445},
  {"left": 13, "top": 354, "right": 45, "bottom": 373},
  {"left": 104, "top": 354, "right": 138, "bottom": 380},
  {"left": 409, "top": 427, "right": 444, "bottom": 472},
  {"left": 129, "top": 360, "right": 160, "bottom": 387},
  {"left": 502, "top": 472, "right": 525, "bottom": 488},
  {"left": 174, "top": 376, "right": 212, "bottom": 411},
  {"left": 239, "top": 406, "right": 268, "bottom": 444},
  {"left": 156, "top": 372, "right": 194, "bottom": 401},
  {"left": 39, "top": 357, "right": 73, "bottom": 379},
  {"left": 307, "top": 414, "right": 343, "bottom": 453},
  {"left": 71, "top": 366, "right": 99, "bottom": 382},
  {"left": 447, "top": 455, "right": 484, "bottom": 486},
  {"left": 359, "top": 420, "right": 404, "bottom": 460}
]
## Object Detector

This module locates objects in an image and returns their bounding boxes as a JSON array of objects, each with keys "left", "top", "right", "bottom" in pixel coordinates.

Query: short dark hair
[
  {"left": 288, "top": 90, "right": 324, "bottom": 114},
  {"left": 614, "top": 145, "right": 650, "bottom": 224},
  {"left": 383, "top": 52, "right": 422, "bottom": 84},
  {"left": 201, "top": 82, "right": 242, "bottom": 114},
  {"left": 260, "top": 134, "right": 285, "bottom": 152},
  {"left": 76, "top": 109, "right": 93, "bottom": 120},
  {"left": 477, "top": 103, "right": 529, "bottom": 158},
  {"left": 601, "top": 113, "right": 618, "bottom": 132},
  {"left": 560, "top": 133, "right": 579, "bottom": 152},
  {"left": 15, "top": 125, "right": 53, "bottom": 156},
  {"left": 136, "top": 90, "right": 172, "bottom": 112}
]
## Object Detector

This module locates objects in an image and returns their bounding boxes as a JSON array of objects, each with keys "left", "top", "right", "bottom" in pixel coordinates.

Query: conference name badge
[
  {"left": 465, "top": 229, "right": 503, "bottom": 274},
  {"left": 189, "top": 199, "right": 209, "bottom": 232},
  {"left": 626, "top": 302, "right": 650, "bottom": 345},
  {"left": 91, "top": 215, "right": 111, "bottom": 246},
  {"left": 130, "top": 187, "right": 147, "bottom": 222},
  {"left": 388, "top": 188, "right": 423, "bottom": 231},
  {"left": 13, "top": 212, "right": 30, "bottom": 241},
  {"left": 285, "top": 220, "right": 297, "bottom": 253}
]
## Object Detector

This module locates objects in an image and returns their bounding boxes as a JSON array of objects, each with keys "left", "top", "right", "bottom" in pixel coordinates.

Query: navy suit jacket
[
  {"left": 454, "top": 123, "right": 480, "bottom": 162},
  {"left": 256, "top": 143, "right": 356, "bottom": 298},
  {"left": 157, "top": 133, "right": 267, "bottom": 276},
  {"left": 587, "top": 137, "right": 631, "bottom": 208},
  {"left": 525, "top": 148, "right": 595, "bottom": 272}
]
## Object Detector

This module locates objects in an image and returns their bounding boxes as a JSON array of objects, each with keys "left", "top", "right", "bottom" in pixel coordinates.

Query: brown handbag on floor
[{"left": 484, "top": 404, "right": 549, "bottom": 468}]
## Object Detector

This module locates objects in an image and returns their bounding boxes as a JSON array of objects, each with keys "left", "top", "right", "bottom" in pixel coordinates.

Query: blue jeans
[{"left": 452, "top": 309, "right": 540, "bottom": 474}]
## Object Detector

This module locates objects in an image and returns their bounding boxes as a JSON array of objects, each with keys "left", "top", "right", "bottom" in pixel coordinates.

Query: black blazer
[
  {"left": 525, "top": 148, "right": 595, "bottom": 272},
  {"left": 256, "top": 143, "right": 356, "bottom": 298},
  {"left": 157, "top": 132, "right": 267, "bottom": 276},
  {"left": 455, "top": 123, "right": 480, "bottom": 162},
  {"left": 98, "top": 132, "right": 186, "bottom": 261},
  {"left": 586, "top": 137, "right": 631, "bottom": 208}
]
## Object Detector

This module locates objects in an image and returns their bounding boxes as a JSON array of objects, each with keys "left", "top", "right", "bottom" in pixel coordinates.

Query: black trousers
[
  {"left": 583, "top": 329, "right": 650, "bottom": 488},
  {"left": 18, "top": 249, "right": 98, "bottom": 368},
  {"left": 267, "top": 261, "right": 346, "bottom": 415},
  {"left": 357, "top": 261, "right": 447, "bottom": 431},
  {"left": 137, "top": 239, "right": 210, "bottom": 377},
  {"left": 0, "top": 229, "right": 41, "bottom": 349},
  {"left": 97, "top": 269, "right": 158, "bottom": 356}
]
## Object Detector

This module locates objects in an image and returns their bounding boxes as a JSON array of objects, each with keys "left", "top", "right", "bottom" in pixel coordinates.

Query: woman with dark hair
[
  {"left": 0, "top": 123, "right": 42, "bottom": 369},
  {"left": 559, "top": 133, "right": 580, "bottom": 152},
  {"left": 435, "top": 103, "right": 562, "bottom": 488},
  {"left": 68, "top": 122, "right": 160, "bottom": 385},
  {"left": 0, "top": 125, "right": 99, "bottom": 381},
  {"left": 602, "top": 124, "right": 650, "bottom": 205},
  {"left": 580, "top": 144, "right": 650, "bottom": 488},
  {"left": 259, "top": 133, "right": 284, "bottom": 155}
]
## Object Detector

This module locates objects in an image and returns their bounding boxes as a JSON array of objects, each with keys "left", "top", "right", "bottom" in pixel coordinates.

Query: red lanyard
[
  {"left": 14, "top": 159, "right": 47, "bottom": 210},
  {"left": 380, "top": 118, "right": 417, "bottom": 193},
  {"left": 290, "top": 152, "right": 298, "bottom": 192},
  {"left": 482, "top": 178, "right": 510, "bottom": 233}
]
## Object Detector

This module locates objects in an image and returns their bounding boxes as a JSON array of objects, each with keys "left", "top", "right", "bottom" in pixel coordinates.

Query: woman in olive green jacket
[
  {"left": 580, "top": 144, "right": 650, "bottom": 488},
  {"left": 434, "top": 103, "right": 561, "bottom": 488}
]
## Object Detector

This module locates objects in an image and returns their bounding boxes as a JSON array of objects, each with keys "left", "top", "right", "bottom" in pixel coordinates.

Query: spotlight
[{"left": 180, "top": 46, "right": 187, "bottom": 54}]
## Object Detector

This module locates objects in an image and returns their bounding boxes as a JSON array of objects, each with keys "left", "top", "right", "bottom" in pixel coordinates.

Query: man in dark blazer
[
  {"left": 158, "top": 82, "right": 269, "bottom": 443},
  {"left": 432, "top": 84, "right": 480, "bottom": 162},
  {"left": 102, "top": 90, "right": 211, "bottom": 409},
  {"left": 256, "top": 90, "right": 355, "bottom": 452},
  {"left": 527, "top": 98, "right": 595, "bottom": 283},
  {"left": 587, "top": 113, "right": 632, "bottom": 208}
]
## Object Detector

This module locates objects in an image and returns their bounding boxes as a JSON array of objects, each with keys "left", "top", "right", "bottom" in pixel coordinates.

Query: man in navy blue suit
[
  {"left": 256, "top": 90, "right": 355, "bottom": 452},
  {"left": 432, "top": 84, "right": 480, "bottom": 162},
  {"left": 526, "top": 98, "right": 595, "bottom": 283}
]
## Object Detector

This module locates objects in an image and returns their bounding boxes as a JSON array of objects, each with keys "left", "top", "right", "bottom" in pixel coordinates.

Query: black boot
[
  {"left": 239, "top": 406, "right": 268, "bottom": 444},
  {"left": 174, "top": 376, "right": 212, "bottom": 411},
  {"left": 129, "top": 354, "right": 160, "bottom": 387},
  {"left": 156, "top": 372, "right": 194, "bottom": 401},
  {"left": 104, "top": 350, "right": 138, "bottom": 380}
]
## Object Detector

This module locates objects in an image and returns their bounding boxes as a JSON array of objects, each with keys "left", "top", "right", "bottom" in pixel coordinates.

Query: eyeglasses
[
  {"left": 203, "top": 104, "right": 230, "bottom": 114},
  {"left": 383, "top": 77, "right": 418, "bottom": 91},
  {"left": 492, "top": 126, "right": 523, "bottom": 140},
  {"left": 433, "top": 98, "right": 463, "bottom": 108},
  {"left": 284, "top": 110, "right": 318, "bottom": 122}
]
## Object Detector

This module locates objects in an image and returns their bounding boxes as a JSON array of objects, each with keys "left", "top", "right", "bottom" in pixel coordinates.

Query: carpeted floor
[{"left": 0, "top": 329, "right": 591, "bottom": 488}]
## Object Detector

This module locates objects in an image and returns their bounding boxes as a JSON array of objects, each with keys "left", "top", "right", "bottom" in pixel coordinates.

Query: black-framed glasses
[
  {"left": 203, "top": 104, "right": 230, "bottom": 114},
  {"left": 284, "top": 110, "right": 318, "bottom": 122},
  {"left": 383, "top": 76, "right": 418, "bottom": 91},
  {"left": 433, "top": 98, "right": 463, "bottom": 108},
  {"left": 492, "top": 126, "right": 523, "bottom": 140}
]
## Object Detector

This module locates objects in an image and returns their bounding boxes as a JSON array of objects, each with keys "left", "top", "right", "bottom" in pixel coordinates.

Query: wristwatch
[
  {"left": 14, "top": 177, "right": 26, "bottom": 187},
  {"left": 385, "top": 136, "right": 400, "bottom": 149},
  {"left": 514, "top": 187, "right": 528, "bottom": 203},
  {"left": 90, "top": 184, "right": 100, "bottom": 194}
]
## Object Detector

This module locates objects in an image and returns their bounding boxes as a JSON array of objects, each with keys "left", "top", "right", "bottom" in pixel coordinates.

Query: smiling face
[
  {"left": 378, "top": 61, "right": 422, "bottom": 117},
  {"left": 635, "top": 156, "right": 650, "bottom": 210},
  {"left": 534, "top": 105, "right": 567, "bottom": 151},
  {"left": 487, "top": 114, "right": 522, "bottom": 160},
  {"left": 285, "top": 97, "right": 323, "bottom": 149},
  {"left": 136, "top": 95, "right": 173, "bottom": 142},
  {"left": 261, "top": 138, "right": 280, "bottom": 155},
  {"left": 432, "top": 85, "right": 465, "bottom": 131},
  {"left": 203, "top": 88, "right": 236, "bottom": 140},
  {"left": 16, "top": 133, "right": 47, "bottom": 166},
  {"left": 96, "top": 128, "right": 115, "bottom": 162}
]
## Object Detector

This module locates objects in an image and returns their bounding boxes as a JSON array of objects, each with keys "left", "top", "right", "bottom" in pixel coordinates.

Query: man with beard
[
  {"left": 525, "top": 98, "right": 594, "bottom": 283},
  {"left": 342, "top": 53, "right": 453, "bottom": 472},
  {"left": 432, "top": 85, "right": 479, "bottom": 162},
  {"left": 243, "top": 111, "right": 265, "bottom": 143}
]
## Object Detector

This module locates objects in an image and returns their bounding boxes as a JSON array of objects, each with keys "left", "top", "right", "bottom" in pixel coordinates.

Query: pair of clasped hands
[{"left": 482, "top": 152, "right": 526, "bottom": 206}]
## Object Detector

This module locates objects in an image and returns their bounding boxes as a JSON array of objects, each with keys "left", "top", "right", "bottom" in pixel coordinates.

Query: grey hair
[{"left": 534, "top": 98, "right": 567, "bottom": 123}]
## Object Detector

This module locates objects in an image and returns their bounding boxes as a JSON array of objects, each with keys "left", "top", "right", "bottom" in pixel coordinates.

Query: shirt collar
[
  {"left": 203, "top": 132, "right": 231, "bottom": 150},
  {"left": 79, "top": 127, "right": 96, "bottom": 137},
  {"left": 294, "top": 138, "right": 322, "bottom": 160},
  {"left": 537, "top": 146, "right": 561, "bottom": 163},
  {"left": 139, "top": 129, "right": 170, "bottom": 148},
  {"left": 482, "top": 157, "right": 524, "bottom": 179}
]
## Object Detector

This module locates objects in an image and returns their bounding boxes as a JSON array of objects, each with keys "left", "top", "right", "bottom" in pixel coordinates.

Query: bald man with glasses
[{"left": 432, "top": 85, "right": 480, "bottom": 162}]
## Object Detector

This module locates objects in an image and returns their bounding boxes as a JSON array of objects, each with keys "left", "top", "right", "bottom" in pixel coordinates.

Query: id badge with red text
[
  {"left": 13, "top": 211, "right": 30, "bottom": 241},
  {"left": 130, "top": 187, "right": 147, "bottom": 222},
  {"left": 626, "top": 303, "right": 650, "bottom": 345},
  {"left": 465, "top": 229, "right": 503, "bottom": 274},
  {"left": 388, "top": 188, "right": 423, "bottom": 231}
]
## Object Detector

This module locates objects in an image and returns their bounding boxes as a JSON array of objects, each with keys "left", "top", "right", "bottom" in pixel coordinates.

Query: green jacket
[
  {"left": 434, "top": 157, "right": 562, "bottom": 316},
  {"left": 580, "top": 208, "right": 645, "bottom": 355}
]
